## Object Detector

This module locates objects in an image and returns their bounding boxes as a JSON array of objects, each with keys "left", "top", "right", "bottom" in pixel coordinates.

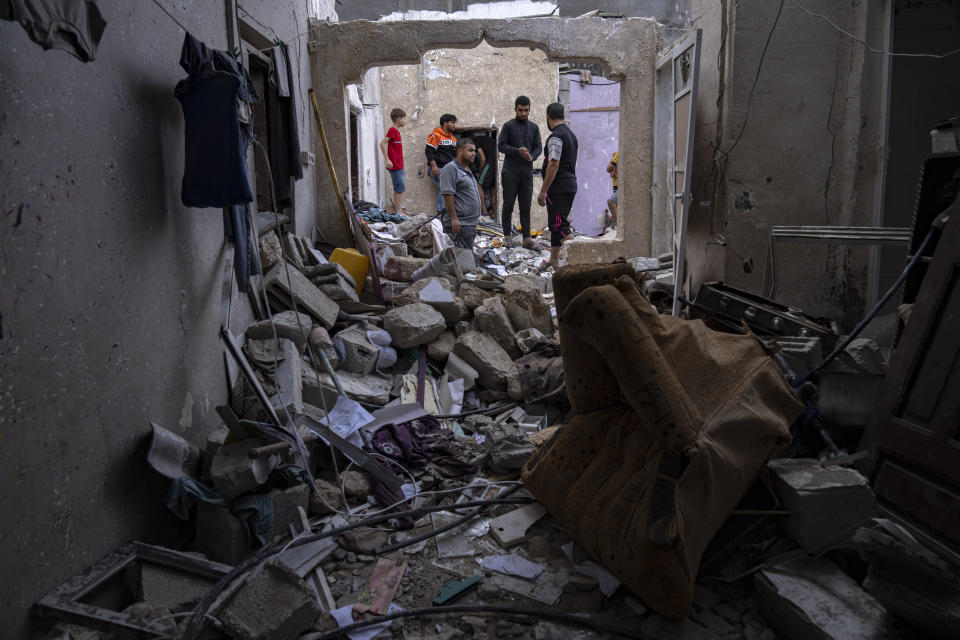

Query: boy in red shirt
[{"left": 380, "top": 108, "right": 407, "bottom": 213}]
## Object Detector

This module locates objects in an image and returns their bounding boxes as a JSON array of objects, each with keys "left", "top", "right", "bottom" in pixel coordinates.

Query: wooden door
[{"left": 859, "top": 202, "right": 960, "bottom": 561}]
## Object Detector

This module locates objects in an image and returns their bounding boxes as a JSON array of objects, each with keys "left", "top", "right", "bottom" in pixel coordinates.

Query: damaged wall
[
  {"left": 687, "top": 0, "right": 887, "bottom": 327},
  {"left": 0, "top": 1, "right": 335, "bottom": 637},
  {"left": 378, "top": 41, "right": 558, "bottom": 229},
  {"left": 309, "top": 16, "right": 661, "bottom": 264}
]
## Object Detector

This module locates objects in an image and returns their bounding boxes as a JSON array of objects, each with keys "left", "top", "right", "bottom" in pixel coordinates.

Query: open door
[{"left": 654, "top": 30, "right": 701, "bottom": 316}]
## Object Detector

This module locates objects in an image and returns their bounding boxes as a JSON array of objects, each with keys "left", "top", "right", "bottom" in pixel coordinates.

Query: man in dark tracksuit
[
  {"left": 537, "top": 102, "right": 578, "bottom": 269},
  {"left": 497, "top": 96, "right": 542, "bottom": 248}
]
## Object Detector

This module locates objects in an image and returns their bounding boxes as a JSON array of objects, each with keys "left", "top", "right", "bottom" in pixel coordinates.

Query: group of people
[{"left": 380, "top": 96, "right": 581, "bottom": 269}]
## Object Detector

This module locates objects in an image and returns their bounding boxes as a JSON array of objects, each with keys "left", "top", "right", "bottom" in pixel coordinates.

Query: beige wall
[{"left": 379, "top": 41, "right": 558, "bottom": 232}]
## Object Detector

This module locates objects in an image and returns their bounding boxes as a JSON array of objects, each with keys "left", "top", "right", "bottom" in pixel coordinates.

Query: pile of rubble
[{"left": 33, "top": 210, "right": 960, "bottom": 640}]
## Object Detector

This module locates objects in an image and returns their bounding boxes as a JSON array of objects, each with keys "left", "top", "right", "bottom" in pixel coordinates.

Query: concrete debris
[
  {"left": 196, "top": 502, "right": 252, "bottom": 565},
  {"left": 258, "top": 231, "right": 284, "bottom": 272},
  {"left": 339, "top": 469, "right": 372, "bottom": 499},
  {"left": 452, "top": 331, "right": 523, "bottom": 400},
  {"left": 754, "top": 558, "right": 899, "bottom": 640},
  {"left": 458, "top": 281, "right": 493, "bottom": 310},
  {"left": 384, "top": 302, "right": 447, "bottom": 348},
  {"left": 210, "top": 439, "right": 274, "bottom": 501},
  {"left": 306, "top": 263, "right": 359, "bottom": 303},
  {"left": 767, "top": 458, "right": 876, "bottom": 551},
  {"left": 308, "top": 326, "right": 339, "bottom": 369},
  {"left": 139, "top": 563, "right": 214, "bottom": 612},
  {"left": 245, "top": 310, "right": 313, "bottom": 352},
  {"left": 489, "top": 503, "right": 547, "bottom": 548},
  {"left": 264, "top": 262, "right": 340, "bottom": 329},
  {"left": 283, "top": 233, "right": 325, "bottom": 271},
  {"left": 331, "top": 323, "right": 380, "bottom": 374},
  {"left": 426, "top": 330, "right": 456, "bottom": 362},
  {"left": 309, "top": 478, "right": 346, "bottom": 515},
  {"left": 472, "top": 295, "right": 520, "bottom": 358},
  {"left": 453, "top": 320, "right": 472, "bottom": 337},
  {"left": 400, "top": 277, "right": 464, "bottom": 323},
  {"left": 514, "top": 327, "right": 546, "bottom": 354},
  {"left": 444, "top": 352, "right": 479, "bottom": 391},
  {"left": 383, "top": 255, "right": 428, "bottom": 281},
  {"left": 503, "top": 275, "right": 554, "bottom": 336},
  {"left": 272, "top": 338, "right": 303, "bottom": 414},
  {"left": 220, "top": 558, "right": 321, "bottom": 640}
]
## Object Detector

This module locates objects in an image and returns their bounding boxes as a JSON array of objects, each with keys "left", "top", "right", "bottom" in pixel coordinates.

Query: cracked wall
[{"left": 309, "top": 16, "right": 661, "bottom": 263}]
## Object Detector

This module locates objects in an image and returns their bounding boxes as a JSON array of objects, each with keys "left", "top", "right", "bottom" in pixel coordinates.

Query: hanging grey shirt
[{"left": 439, "top": 160, "right": 481, "bottom": 227}]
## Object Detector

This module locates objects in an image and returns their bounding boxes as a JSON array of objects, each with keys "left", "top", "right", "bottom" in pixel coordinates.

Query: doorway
[{"left": 456, "top": 127, "right": 498, "bottom": 218}]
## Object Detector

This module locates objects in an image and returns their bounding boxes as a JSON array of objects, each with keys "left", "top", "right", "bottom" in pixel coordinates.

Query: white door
[{"left": 654, "top": 30, "right": 701, "bottom": 316}]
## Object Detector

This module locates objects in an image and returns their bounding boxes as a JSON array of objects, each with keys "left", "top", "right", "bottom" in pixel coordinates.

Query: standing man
[
  {"left": 605, "top": 151, "right": 618, "bottom": 230},
  {"left": 380, "top": 107, "right": 406, "bottom": 214},
  {"left": 537, "top": 103, "right": 578, "bottom": 269},
  {"left": 498, "top": 96, "right": 542, "bottom": 248},
  {"left": 439, "top": 137, "right": 483, "bottom": 249},
  {"left": 425, "top": 113, "right": 458, "bottom": 214}
]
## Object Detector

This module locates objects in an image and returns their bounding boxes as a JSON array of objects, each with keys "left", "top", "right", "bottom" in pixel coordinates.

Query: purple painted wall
[{"left": 566, "top": 74, "right": 620, "bottom": 237}]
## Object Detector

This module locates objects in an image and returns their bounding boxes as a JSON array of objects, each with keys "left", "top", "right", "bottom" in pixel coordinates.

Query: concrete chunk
[
  {"left": 331, "top": 324, "right": 379, "bottom": 374},
  {"left": 767, "top": 458, "right": 876, "bottom": 551},
  {"left": 458, "top": 281, "right": 493, "bottom": 310},
  {"left": 264, "top": 262, "right": 340, "bottom": 329},
  {"left": 426, "top": 330, "right": 456, "bottom": 362},
  {"left": 196, "top": 502, "right": 250, "bottom": 566},
  {"left": 383, "top": 256, "right": 428, "bottom": 282},
  {"left": 444, "top": 352, "right": 478, "bottom": 391},
  {"left": 503, "top": 275, "right": 554, "bottom": 336},
  {"left": 472, "top": 296, "right": 520, "bottom": 358},
  {"left": 210, "top": 439, "right": 272, "bottom": 501},
  {"left": 452, "top": 331, "right": 523, "bottom": 400},
  {"left": 302, "top": 362, "right": 391, "bottom": 406},
  {"left": 220, "top": 558, "right": 321, "bottom": 640},
  {"left": 384, "top": 302, "right": 446, "bottom": 348},
  {"left": 515, "top": 327, "right": 546, "bottom": 354},
  {"left": 245, "top": 311, "right": 313, "bottom": 352},
  {"left": 273, "top": 338, "right": 303, "bottom": 414},
  {"left": 754, "top": 558, "right": 898, "bottom": 640},
  {"left": 258, "top": 232, "right": 283, "bottom": 272}
]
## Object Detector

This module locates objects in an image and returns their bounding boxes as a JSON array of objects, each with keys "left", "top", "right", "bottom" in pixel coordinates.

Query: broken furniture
[
  {"left": 33, "top": 542, "right": 232, "bottom": 638},
  {"left": 523, "top": 263, "right": 801, "bottom": 618}
]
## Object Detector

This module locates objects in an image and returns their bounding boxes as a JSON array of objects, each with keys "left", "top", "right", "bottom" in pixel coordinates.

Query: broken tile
[{"left": 489, "top": 502, "right": 547, "bottom": 548}]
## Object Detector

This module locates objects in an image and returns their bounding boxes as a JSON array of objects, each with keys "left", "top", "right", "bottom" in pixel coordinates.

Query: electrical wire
[
  {"left": 789, "top": 0, "right": 960, "bottom": 59},
  {"left": 182, "top": 495, "right": 533, "bottom": 640},
  {"left": 149, "top": 0, "right": 190, "bottom": 34},
  {"left": 300, "top": 605, "right": 654, "bottom": 640}
]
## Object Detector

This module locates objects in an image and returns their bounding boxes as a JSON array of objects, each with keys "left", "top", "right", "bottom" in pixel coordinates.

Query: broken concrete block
[
  {"left": 263, "top": 262, "right": 340, "bottom": 329},
  {"left": 210, "top": 439, "right": 272, "bottom": 501},
  {"left": 307, "top": 326, "right": 339, "bottom": 369},
  {"left": 309, "top": 478, "right": 346, "bottom": 515},
  {"left": 384, "top": 302, "right": 446, "bottom": 348},
  {"left": 426, "top": 330, "right": 456, "bottom": 362},
  {"left": 515, "top": 327, "right": 546, "bottom": 354},
  {"left": 754, "top": 558, "right": 898, "bottom": 640},
  {"left": 452, "top": 331, "right": 523, "bottom": 400},
  {"left": 411, "top": 277, "right": 462, "bottom": 322},
  {"left": 383, "top": 256, "right": 428, "bottom": 282},
  {"left": 458, "top": 281, "right": 493, "bottom": 310},
  {"left": 272, "top": 338, "right": 303, "bottom": 414},
  {"left": 263, "top": 484, "right": 310, "bottom": 544},
  {"left": 444, "top": 352, "right": 478, "bottom": 391},
  {"left": 220, "top": 558, "right": 321, "bottom": 640},
  {"left": 853, "top": 520, "right": 960, "bottom": 637},
  {"left": 196, "top": 502, "right": 250, "bottom": 566},
  {"left": 472, "top": 296, "right": 520, "bottom": 358},
  {"left": 340, "top": 469, "right": 372, "bottom": 500},
  {"left": 453, "top": 320, "right": 471, "bottom": 337},
  {"left": 302, "top": 362, "right": 391, "bottom": 406},
  {"left": 767, "top": 458, "right": 876, "bottom": 551},
  {"left": 331, "top": 324, "right": 379, "bottom": 375},
  {"left": 244, "top": 338, "right": 287, "bottom": 370},
  {"left": 245, "top": 311, "right": 313, "bottom": 352},
  {"left": 258, "top": 232, "right": 283, "bottom": 273},
  {"left": 503, "top": 275, "right": 554, "bottom": 336},
  {"left": 305, "top": 263, "right": 359, "bottom": 302}
]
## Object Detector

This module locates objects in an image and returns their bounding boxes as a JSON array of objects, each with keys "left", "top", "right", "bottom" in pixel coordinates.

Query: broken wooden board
[{"left": 489, "top": 503, "right": 547, "bottom": 548}]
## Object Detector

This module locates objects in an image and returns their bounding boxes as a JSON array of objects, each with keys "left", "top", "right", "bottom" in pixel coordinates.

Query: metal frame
[
  {"left": 760, "top": 225, "right": 911, "bottom": 299},
  {"left": 655, "top": 29, "right": 702, "bottom": 317}
]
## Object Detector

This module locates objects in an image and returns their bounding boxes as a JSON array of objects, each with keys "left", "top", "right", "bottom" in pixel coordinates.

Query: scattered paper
[
  {"left": 479, "top": 554, "right": 545, "bottom": 580},
  {"left": 321, "top": 396, "right": 374, "bottom": 447},
  {"left": 331, "top": 603, "right": 402, "bottom": 640}
]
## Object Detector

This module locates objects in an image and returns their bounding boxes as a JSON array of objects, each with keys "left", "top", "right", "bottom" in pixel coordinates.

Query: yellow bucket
[{"left": 330, "top": 248, "right": 369, "bottom": 293}]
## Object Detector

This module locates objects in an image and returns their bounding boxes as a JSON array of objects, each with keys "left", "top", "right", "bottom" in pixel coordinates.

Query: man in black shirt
[
  {"left": 538, "top": 102, "right": 578, "bottom": 269},
  {"left": 497, "top": 96, "right": 542, "bottom": 248}
]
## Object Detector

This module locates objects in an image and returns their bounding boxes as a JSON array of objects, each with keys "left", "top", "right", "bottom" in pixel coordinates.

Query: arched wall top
[{"left": 308, "top": 16, "right": 660, "bottom": 85}]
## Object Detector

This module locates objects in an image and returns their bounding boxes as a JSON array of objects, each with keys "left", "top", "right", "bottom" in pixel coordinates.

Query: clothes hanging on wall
[
  {"left": 0, "top": 0, "right": 106, "bottom": 62},
  {"left": 175, "top": 32, "right": 259, "bottom": 208},
  {"left": 267, "top": 43, "right": 302, "bottom": 209}
]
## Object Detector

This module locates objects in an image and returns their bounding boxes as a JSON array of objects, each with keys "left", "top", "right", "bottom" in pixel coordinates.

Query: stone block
[
  {"left": 384, "top": 302, "right": 446, "bottom": 348},
  {"left": 453, "top": 320, "right": 471, "bottom": 337},
  {"left": 340, "top": 469, "right": 372, "bottom": 499},
  {"left": 220, "top": 558, "right": 321, "bottom": 640},
  {"left": 258, "top": 232, "right": 283, "bottom": 273},
  {"left": 452, "top": 331, "right": 523, "bottom": 400},
  {"left": 767, "top": 458, "right": 875, "bottom": 551},
  {"left": 210, "top": 439, "right": 268, "bottom": 501},
  {"left": 754, "top": 558, "right": 898, "bottom": 640},
  {"left": 245, "top": 311, "right": 313, "bottom": 352},
  {"left": 305, "top": 263, "right": 358, "bottom": 302},
  {"left": 472, "top": 296, "right": 520, "bottom": 358},
  {"left": 458, "top": 281, "right": 493, "bottom": 310},
  {"left": 444, "top": 352, "right": 478, "bottom": 391},
  {"left": 503, "top": 275, "right": 554, "bottom": 336},
  {"left": 514, "top": 327, "right": 546, "bottom": 355},
  {"left": 264, "top": 484, "right": 310, "bottom": 544},
  {"left": 405, "top": 277, "right": 461, "bottom": 322},
  {"left": 426, "top": 330, "right": 456, "bottom": 362},
  {"left": 331, "top": 324, "right": 379, "bottom": 374},
  {"left": 196, "top": 502, "right": 250, "bottom": 566},
  {"left": 263, "top": 262, "right": 340, "bottom": 329},
  {"left": 383, "top": 256, "right": 428, "bottom": 282}
]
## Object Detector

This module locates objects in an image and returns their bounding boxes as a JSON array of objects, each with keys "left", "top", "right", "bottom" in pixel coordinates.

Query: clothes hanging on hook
[
  {"left": 0, "top": 0, "right": 106, "bottom": 62},
  {"left": 266, "top": 43, "right": 302, "bottom": 209},
  {"left": 175, "top": 31, "right": 259, "bottom": 208}
]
